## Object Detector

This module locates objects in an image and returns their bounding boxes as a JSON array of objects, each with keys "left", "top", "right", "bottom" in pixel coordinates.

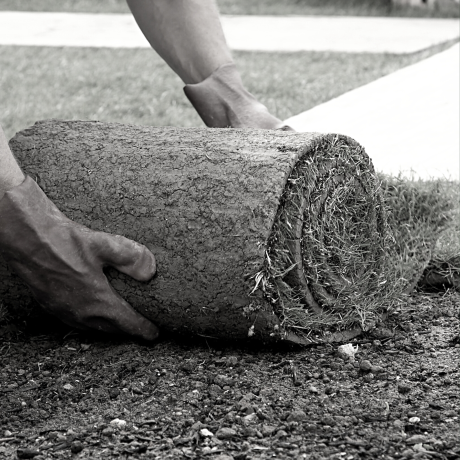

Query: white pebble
[
  {"left": 110, "top": 418, "right": 127, "bottom": 428},
  {"left": 337, "top": 343, "right": 359, "bottom": 361},
  {"left": 200, "top": 428, "right": 214, "bottom": 437}
]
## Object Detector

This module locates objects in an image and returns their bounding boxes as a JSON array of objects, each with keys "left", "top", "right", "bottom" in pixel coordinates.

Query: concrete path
[
  {"left": 285, "top": 43, "right": 460, "bottom": 180},
  {"left": 0, "top": 11, "right": 458, "bottom": 53}
]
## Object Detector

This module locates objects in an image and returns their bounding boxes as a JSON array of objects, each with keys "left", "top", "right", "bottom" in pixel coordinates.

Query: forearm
[
  {"left": 0, "top": 125, "right": 25, "bottom": 200},
  {"left": 126, "top": 0, "right": 233, "bottom": 84}
]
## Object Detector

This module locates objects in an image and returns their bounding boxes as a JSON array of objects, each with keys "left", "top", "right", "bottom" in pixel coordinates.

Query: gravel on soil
[{"left": 0, "top": 290, "right": 459, "bottom": 460}]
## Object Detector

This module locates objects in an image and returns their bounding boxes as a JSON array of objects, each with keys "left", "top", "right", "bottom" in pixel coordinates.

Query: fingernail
[
  {"left": 134, "top": 247, "right": 156, "bottom": 281},
  {"left": 141, "top": 323, "right": 160, "bottom": 341}
]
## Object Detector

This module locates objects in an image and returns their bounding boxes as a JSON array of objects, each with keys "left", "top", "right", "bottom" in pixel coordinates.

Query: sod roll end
[{"left": 0, "top": 121, "right": 392, "bottom": 344}]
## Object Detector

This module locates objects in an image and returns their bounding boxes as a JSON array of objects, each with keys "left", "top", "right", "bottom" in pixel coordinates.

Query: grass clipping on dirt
[{"left": 255, "top": 136, "right": 456, "bottom": 341}]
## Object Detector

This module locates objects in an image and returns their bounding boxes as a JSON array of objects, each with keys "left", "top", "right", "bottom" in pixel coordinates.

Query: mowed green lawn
[
  {"left": 0, "top": 0, "right": 458, "bottom": 17},
  {"left": 0, "top": 43, "right": 456, "bottom": 140}
]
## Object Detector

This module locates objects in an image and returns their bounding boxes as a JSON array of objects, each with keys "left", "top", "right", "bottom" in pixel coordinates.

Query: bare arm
[
  {"left": 127, "top": 0, "right": 287, "bottom": 129},
  {"left": 0, "top": 125, "right": 25, "bottom": 199},
  {"left": 126, "top": 0, "right": 232, "bottom": 84}
]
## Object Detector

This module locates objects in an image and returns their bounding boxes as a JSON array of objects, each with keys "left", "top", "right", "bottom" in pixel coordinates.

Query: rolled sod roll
[{"left": 1, "top": 121, "right": 389, "bottom": 344}]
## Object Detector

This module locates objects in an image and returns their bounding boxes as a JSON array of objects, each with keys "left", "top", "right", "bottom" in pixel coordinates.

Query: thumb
[{"left": 92, "top": 232, "right": 156, "bottom": 282}]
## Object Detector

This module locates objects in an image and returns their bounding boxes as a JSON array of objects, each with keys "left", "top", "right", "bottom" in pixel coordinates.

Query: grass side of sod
[{"left": 0, "top": 0, "right": 458, "bottom": 17}]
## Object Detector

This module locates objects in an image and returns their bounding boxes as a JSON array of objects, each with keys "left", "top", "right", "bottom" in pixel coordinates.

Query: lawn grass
[
  {"left": 0, "top": 0, "right": 458, "bottom": 17},
  {"left": 217, "top": 0, "right": 460, "bottom": 17},
  {"left": 1, "top": 42, "right": 457, "bottom": 140}
]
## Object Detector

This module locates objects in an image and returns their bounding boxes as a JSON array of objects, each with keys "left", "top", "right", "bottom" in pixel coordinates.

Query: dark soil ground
[{"left": 0, "top": 290, "right": 459, "bottom": 460}]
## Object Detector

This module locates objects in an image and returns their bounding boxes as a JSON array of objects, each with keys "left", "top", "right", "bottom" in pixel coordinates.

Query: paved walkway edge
[
  {"left": 0, "top": 11, "right": 458, "bottom": 53},
  {"left": 284, "top": 43, "right": 460, "bottom": 180}
]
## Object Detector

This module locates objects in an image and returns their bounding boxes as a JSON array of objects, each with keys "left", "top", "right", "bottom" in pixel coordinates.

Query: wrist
[{"left": 0, "top": 170, "right": 26, "bottom": 201}]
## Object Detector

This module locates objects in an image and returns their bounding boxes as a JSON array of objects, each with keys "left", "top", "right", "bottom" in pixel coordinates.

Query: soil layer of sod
[{"left": 1, "top": 121, "right": 391, "bottom": 344}]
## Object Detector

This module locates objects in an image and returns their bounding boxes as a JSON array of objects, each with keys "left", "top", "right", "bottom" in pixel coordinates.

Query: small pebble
[
  {"left": 261, "top": 424, "right": 277, "bottom": 437},
  {"left": 275, "top": 430, "right": 288, "bottom": 439},
  {"left": 242, "top": 426, "right": 257, "bottom": 437},
  {"left": 286, "top": 410, "right": 307, "bottom": 423},
  {"left": 406, "top": 434, "right": 427, "bottom": 445},
  {"left": 337, "top": 343, "right": 358, "bottom": 361},
  {"left": 216, "top": 427, "right": 236, "bottom": 439},
  {"left": 321, "top": 415, "right": 335, "bottom": 426},
  {"left": 224, "top": 411, "right": 236, "bottom": 423},
  {"left": 214, "top": 375, "right": 233, "bottom": 387},
  {"left": 101, "top": 427, "right": 114, "bottom": 436},
  {"left": 200, "top": 428, "right": 214, "bottom": 438},
  {"left": 17, "top": 448, "right": 40, "bottom": 459},
  {"left": 110, "top": 418, "right": 127, "bottom": 429},
  {"left": 363, "top": 373, "right": 374, "bottom": 383},
  {"left": 70, "top": 441, "right": 83, "bottom": 454},
  {"left": 214, "top": 455, "right": 234, "bottom": 460},
  {"left": 408, "top": 417, "right": 420, "bottom": 424},
  {"left": 108, "top": 389, "right": 120, "bottom": 399},
  {"left": 401, "top": 448, "right": 414, "bottom": 458},
  {"left": 360, "top": 360, "right": 373, "bottom": 372},
  {"left": 226, "top": 356, "right": 239, "bottom": 367},
  {"left": 191, "top": 421, "right": 205, "bottom": 431},
  {"left": 397, "top": 382, "right": 412, "bottom": 394},
  {"left": 241, "top": 413, "right": 258, "bottom": 425},
  {"left": 371, "top": 365, "right": 384, "bottom": 374}
]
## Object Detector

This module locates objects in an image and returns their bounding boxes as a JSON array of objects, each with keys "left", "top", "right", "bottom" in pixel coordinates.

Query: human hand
[{"left": 0, "top": 176, "right": 158, "bottom": 340}]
